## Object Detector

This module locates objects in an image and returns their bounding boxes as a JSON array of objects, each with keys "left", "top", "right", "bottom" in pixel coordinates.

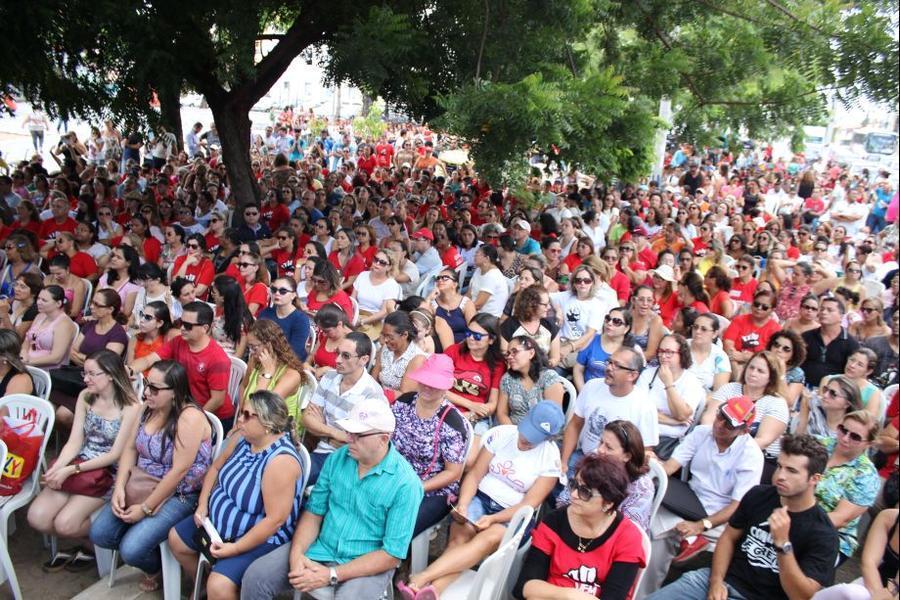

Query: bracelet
[
  {"left": 141, "top": 503, "right": 154, "bottom": 517},
  {"left": 73, "top": 463, "right": 81, "bottom": 475}
]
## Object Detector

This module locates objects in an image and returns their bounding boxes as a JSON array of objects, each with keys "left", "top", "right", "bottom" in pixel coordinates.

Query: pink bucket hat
[{"left": 408, "top": 353, "right": 455, "bottom": 391}]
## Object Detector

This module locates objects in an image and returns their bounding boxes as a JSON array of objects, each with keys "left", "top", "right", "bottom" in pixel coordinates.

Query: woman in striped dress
[{"left": 168, "top": 390, "right": 304, "bottom": 599}]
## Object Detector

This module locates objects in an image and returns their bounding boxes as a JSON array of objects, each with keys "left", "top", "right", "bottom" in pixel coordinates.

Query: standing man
[
  {"left": 242, "top": 400, "right": 423, "bottom": 600},
  {"left": 301, "top": 332, "right": 387, "bottom": 484},
  {"left": 185, "top": 122, "right": 203, "bottom": 158},
  {"left": 800, "top": 297, "right": 860, "bottom": 387},
  {"left": 647, "top": 434, "right": 839, "bottom": 600}
]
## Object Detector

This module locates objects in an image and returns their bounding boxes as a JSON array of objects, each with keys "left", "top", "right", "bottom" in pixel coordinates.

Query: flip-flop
[
  {"left": 415, "top": 585, "right": 440, "bottom": 600},
  {"left": 139, "top": 573, "right": 161, "bottom": 592},
  {"left": 64, "top": 549, "right": 97, "bottom": 572},
  {"left": 41, "top": 550, "right": 75, "bottom": 573},
  {"left": 396, "top": 581, "right": 417, "bottom": 600}
]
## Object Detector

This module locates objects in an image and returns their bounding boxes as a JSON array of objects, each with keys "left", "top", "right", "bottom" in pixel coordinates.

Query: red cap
[
  {"left": 720, "top": 395, "right": 756, "bottom": 428},
  {"left": 410, "top": 228, "right": 434, "bottom": 241}
]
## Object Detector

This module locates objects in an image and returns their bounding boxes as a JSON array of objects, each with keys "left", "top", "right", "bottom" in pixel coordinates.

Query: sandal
[
  {"left": 416, "top": 585, "right": 440, "bottom": 600},
  {"left": 396, "top": 581, "right": 417, "bottom": 600},
  {"left": 42, "top": 549, "right": 75, "bottom": 573},
  {"left": 64, "top": 549, "right": 97, "bottom": 572},
  {"left": 139, "top": 573, "right": 161, "bottom": 592}
]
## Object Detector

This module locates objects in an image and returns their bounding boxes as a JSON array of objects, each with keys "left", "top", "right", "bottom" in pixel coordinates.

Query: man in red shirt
[
  {"left": 130, "top": 302, "right": 234, "bottom": 429},
  {"left": 374, "top": 136, "right": 394, "bottom": 168},
  {"left": 723, "top": 290, "right": 781, "bottom": 374},
  {"left": 38, "top": 195, "right": 77, "bottom": 249}
]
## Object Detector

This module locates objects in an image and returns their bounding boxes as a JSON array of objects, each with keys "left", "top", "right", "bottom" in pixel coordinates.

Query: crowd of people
[{"left": 0, "top": 118, "right": 897, "bottom": 600}]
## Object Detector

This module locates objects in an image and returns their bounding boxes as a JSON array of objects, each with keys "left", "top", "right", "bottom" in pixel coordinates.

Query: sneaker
[{"left": 672, "top": 536, "right": 709, "bottom": 564}]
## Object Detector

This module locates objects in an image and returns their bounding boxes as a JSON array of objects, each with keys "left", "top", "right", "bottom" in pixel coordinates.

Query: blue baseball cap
[{"left": 518, "top": 401, "right": 565, "bottom": 445}]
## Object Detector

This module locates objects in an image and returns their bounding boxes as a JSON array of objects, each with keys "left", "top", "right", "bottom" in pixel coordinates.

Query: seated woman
[
  {"left": 236, "top": 252, "right": 270, "bottom": 318},
  {"left": 171, "top": 233, "right": 215, "bottom": 300},
  {"left": 499, "top": 285, "right": 561, "bottom": 368},
  {"left": 574, "top": 307, "right": 633, "bottom": 391},
  {"left": 308, "top": 304, "right": 352, "bottom": 376},
  {"left": 130, "top": 262, "right": 177, "bottom": 332},
  {"left": 392, "top": 354, "right": 468, "bottom": 537},
  {"left": 638, "top": 333, "right": 705, "bottom": 460},
  {"left": 258, "top": 277, "right": 311, "bottom": 362},
  {"left": 353, "top": 249, "right": 402, "bottom": 340},
  {"left": 21, "top": 285, "right": 78, "bottom": 371},
  {"left": 49, "top": 289, "right": 129, "bottom": 427},
  {"left": 815, "top": 410, "right": 882, "bottom": 565},
  {"left": 795, "top": 374, "right": 863, "bottom": 438},
  {"left": 96, "top": 245, "right": 142, "bottom": 320},
  {"left": 27, "top": 350, "right": 140, "bottom": 572},
  {"left": 168, "top": 390, "right": 304, "bottom": 600},
  {"left": 0, "top": 271, "right": 43, "bottom": 338},
  {"left": 430, "top": 267, "right": 476, "bottom": 349},
  {"left": 90, "top": 360, "right": 213, "bottom": 593},
  {"left": 209, "top": 275, "right": 253, "bottom": 358},
  {"left": 239, "top": 320, "right": 310, "bottom": 432},
  {"left": 496, "top": 335, "right": 564, "bottom": 426},
  {"left": 766, "top": 329, "right": 807, "bottom": 409},
  {"left": 687, "top": 313, "right": 732, "bottom": 393},
  {"left": 516, "top": 454, "right": 647, "bottom": 600},
  {"left": 47, "top": 255, "right": 88, "bottom": 320},
  {"left": 551, "top": 265, "right": 607, "bottom": 368},
  {"left": 0, "top": 233, "right": 42, "bottom": 298},
  {"left": 305, "top": 259, "right": 353, "bottom": 321},
  {"left": 398, "top": 401, "right": 564, "bottom": 600},
  {"left": 630, "top": 285, "right": 666, "bottom": 363},
  {"left": 372, "top": 311, "right": 427, "bottom": 402},
  {"left": 126, "top": 301, "right": 176, "bottom": 376},
  {"left": 839, "top": 348, "right": 884, "bottom": 420},
  {"left": 0, "top": 330, "right": 34, "bottom": 397}
]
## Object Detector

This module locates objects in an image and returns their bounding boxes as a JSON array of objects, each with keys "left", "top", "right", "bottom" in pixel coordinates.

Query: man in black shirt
[
  {"left": 646, "top": 434, "right": 839, "bottom": 600},
  {"left": 800, "top": 297, "right": 859, "bottom": 386}
]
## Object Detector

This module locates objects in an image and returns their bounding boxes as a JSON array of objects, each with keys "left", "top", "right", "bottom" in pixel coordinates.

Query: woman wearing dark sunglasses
[
  {"left": 304, "top": 259, "right": 353, "bottom": 322},
  {"left": 258, "top": 277, "right": 311, "bottom": 362},
  {"left": 514, "top": 453, "right": 645, "bottom": 599},
  {"left": 496, "top": 335, "right": 565, "bottom": 427},
  {"left": 573, "top": 307, "right": 634, "bottom": 392},
  {"left": 90, "top": 360, "right": 212, "bottom": 593},
  {"left": 209, "top": 275, "right": 254, "bottom": 358},
  {"left": 171, "top": 233, "right": 214, "bottom": 300},
  {"left": 814, "top": 410, "right": 881, "bottom": 565},
  {"left": 126, "top": 301, "right": 175, "bottom": 377}
]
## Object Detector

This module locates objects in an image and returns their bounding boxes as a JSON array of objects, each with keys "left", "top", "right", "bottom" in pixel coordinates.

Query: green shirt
[{"left": 306, "top": 443, "right": 424, "bottom": 563}]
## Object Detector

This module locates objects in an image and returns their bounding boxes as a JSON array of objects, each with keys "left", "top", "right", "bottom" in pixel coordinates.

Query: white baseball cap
[{"left": 336, "top": 400, "right": 396, "bottom": 434}]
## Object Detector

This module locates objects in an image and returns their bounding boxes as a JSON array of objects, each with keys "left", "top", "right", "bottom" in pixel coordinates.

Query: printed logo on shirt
[
  {"left": 453, "top": 371, "right": 487, "bottom": 396},
  {"left": 565, "top": 565, "right": 600, "bottom": 594},
  {"left": 565, "top": 305, "right": 585, "bottom": 338},
  {"left": 489, "top": 459, "right": 526, "bottom": 491},
  {"left": 740, "top": 522, "right": 779, "bottom": 573},
  {"left": 196, "top": 362, "right": 207, "bottom": 374},
  {"left": 739, "top": 332, "right": 761, "bottom": 349}
]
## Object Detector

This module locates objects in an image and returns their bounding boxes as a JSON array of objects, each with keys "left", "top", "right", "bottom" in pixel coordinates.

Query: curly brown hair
[
  {"left": 513, "top": 285, "right": 549, "bottom": 322},
  {"left": 248, "top": 320, "right": 310, "bottom": 387}
]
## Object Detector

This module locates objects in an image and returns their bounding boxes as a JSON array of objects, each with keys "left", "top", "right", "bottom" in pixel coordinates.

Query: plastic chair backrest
[
  {"left": 0, "top": 439, "right": 6, "bottom": 475},
  {"left": 305, "top": 326, "right": 318, "bottom": 359},
  {"left": 415, "top": 265, "right": 444, "bottom": 298},
  {"left": 502, "top": 538, "right": 532, "bottom": 599},
  {"left": 349, "top": 296, "right": 360, "bottom": 326},
  {"left": 26, "top": 365, "right": 52, "bottom": 401},
  {"left": 205, "top": 411, "right": 226, "bottom": 459},
  {"left": 0, "top": 394, "right": 55, "bottom": 497},
  {"left": 297, "top": 444, "right": 312, "bottom": 492},
  {"left": 228, "top": 356, "right": 247, "bottom": 408},
  {"left": 560, "top": 377, "right": 578, "bottom": 424},
  {"left": 647, "top": 458, "right": 668, "bottom": 526},
  {"left": 714, "top": 313, "right": 731, "bottom": 332},
  {"left": 132, "top": 375, "right": 144, "bottom": 400},
  {"left": 881, "top": 384, "right": 897, "bottom": 425},
  {"left": 462, "top": 414, "right": 475, "bottom": 463},
  {"left": 300, "top": 369, "right": 318, "bottom": 411},
  {"left": 468, "top": 505, "right": 534, "bottom": 600},
  {"left": 81, "top": 278, "right": 94, "bottom": 316},
  {"left": 633, "top": 526, "right": 652, "bottom": 592},
  {"left": 862, "top": 279, "right": 885, "bottom": 299}
]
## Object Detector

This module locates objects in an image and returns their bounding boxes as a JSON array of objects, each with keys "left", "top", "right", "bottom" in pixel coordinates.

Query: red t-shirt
[
  {"left": 306, "top": 289, "right": 353, "bottom": 322},
  {"left": 729, "top": 278, "right": 759, "bottom": 305},
  {"left": 0, "top": 220, "right": 41, "bottom": 241},
  {"left": 61, "top": 251, "right": 98, "bottom": 279},
  {"left": 442, "top": 343, "right": 506, "bottom": 410},
  {"left": 261, "top": 203, "right": 290, "bottom": 232},
  {"left": 272, "top": 247, "right": 301, "bottom": 279},
  {"left": 143, "top": 237, "right": 162, "bottom": 265},
  {"left": 204, "top": 232, "right": 221, "bottom": 255},
  {"left": 172, "top": 255, "right": 215, "bottom": 297},
  {"left": 530, "top": 510, "right": 646, "bottom": 599},
  {"left": 562, "top": 253, "right": 582, "bottom": 273},
  {"left": 327, "top": 251, "right": 366, "bottom": 282},
  {"left": 637, "top": 247, "right": 657, "bottom": 269},
  {"left": 722, "top": 313, "right": 781, "bottom": 352},
  {"left": 609, "top": 271, "right": 631, "bottom": 303},
  {"left": 155, "top": 336, "right": 233, "bottom": 419},
  {"left": 691, "top": 237, "right": 712, "bottom": 257},
  {"left": 223, "top": 262, "right": 241, "bottom": 282},
  {"left": 242, "top": 281, "right": 270, "bottom": 316},
  {"left": 375, "top": 143, "right": 394, "bottom": 168},
  {"left": 38, "top": 217, "right": 77, "bottom": 243},
  {"left": 440, "top": 246, "right": 465, "bottom": 269},
  {"left": 358, "top": 245, "right": 378, "bottom": 269},
  {"left": 658, "top": 292, "right": 680, "bottom": 328},
  {"left": 357, "top": 155, "right": 377, "bottom": 176},
  {"left": 879, "top": 391, "right": 898, "bottom": 479},
  {"left": 709, "top": 289, "right": 731, "bottom": 317}
]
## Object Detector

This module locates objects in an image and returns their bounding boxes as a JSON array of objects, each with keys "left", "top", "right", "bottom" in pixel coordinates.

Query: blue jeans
[
  {"left": 89, "top": 493, "right": 198, "bottom": 574},
  {"left": 646, "top": 568, "right": 747, "bottom": 600}
]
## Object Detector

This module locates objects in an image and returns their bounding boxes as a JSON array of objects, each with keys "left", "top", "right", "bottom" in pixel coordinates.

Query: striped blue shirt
[
  {"left": 208, "top": 435, "right": 303, "bottom": 545},
  {"left": 306, "top": 443, "right": 423, "bottom": 563}
]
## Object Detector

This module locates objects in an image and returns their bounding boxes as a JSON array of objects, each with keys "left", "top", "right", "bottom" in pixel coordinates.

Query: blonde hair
[{"left": 843, "top": 410, "right": 880, "bottom": 442}]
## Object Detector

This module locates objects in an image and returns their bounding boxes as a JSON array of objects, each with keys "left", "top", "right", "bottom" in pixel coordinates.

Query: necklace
[{"left": 576, "top": 534, "right": 597, "bottom": 553}]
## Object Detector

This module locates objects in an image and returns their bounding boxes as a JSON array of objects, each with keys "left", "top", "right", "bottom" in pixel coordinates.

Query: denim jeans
[
  {"left": 89, "top": 493, "right": 198, "bottom": 574},
  {"left": 646, "top": 568, "right": 747, "bottom": 600}
]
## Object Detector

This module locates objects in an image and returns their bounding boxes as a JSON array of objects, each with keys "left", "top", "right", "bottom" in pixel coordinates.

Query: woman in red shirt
[
  {"left": 704, "top": 265, "right": 735, "bottom": 319},
  {"left": 304, "top": 259, "right": 353, "bottom": 322},
  {"left": 310, "top": 304, "right": 354, "bottom": 377},
  {"left": 171, "top": 233, "right": 216, "bottom": 300},
  {"left": 353, "top": 223, "right": 378, "bottom": 268},
  {"left": 235, "top": 252, "right": 270, "bottom": 318},
  {"left": 674, "top": 271, "right": 711, "bottom": 320},
  {"left": 328, "top": 228, "right": 366, "bottom": 292}
]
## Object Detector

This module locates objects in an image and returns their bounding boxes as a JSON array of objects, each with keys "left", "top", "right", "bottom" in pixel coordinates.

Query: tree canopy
[{"left": 1, "top": 0, "right": 896, "bottom": 191}]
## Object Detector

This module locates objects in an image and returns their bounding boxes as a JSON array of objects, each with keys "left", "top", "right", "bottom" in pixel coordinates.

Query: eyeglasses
[
  {"left": 736, "top": 265, "right": 750, "bottom": 271},
  {"left": 237, "top": 262, "right": 255, "bottom": 268},
  {"left": 771, "top": 342, "right": 793, "bottom": 353},
  {"left": 373, "top": 257, "right": 390, "bottom": 267},
  {"left": 91, "top": 301, "right": 109, "bottom": 309},
  {"left": 505, "top": 346, "right": 531, "bottom": 358},
  {"left": 752, "top": 302, "right": 771, "bottom": 311},
  {"left": 239, "top": 409, "right": 259, "bottom": 422},
  {"left": 836, "top": 423, "right": 865, "bottom": 444},
  {"left": 604, "top": 315, "right": 626, "bottom": 326},
  {"left": 347, "top": 431, "right": 384, "bottom": 441},
  {"left": 465, "top": 329, "right": 488, "bottom": 341},
  {"left": 98, "top": 211, "right": 112, "bottom": 216},
  {"left": 861, "top": 306, "right": 878, "bottom": 314},
  {"left": 143, "top": 377, "right": 173, "bottom": 396},
  {"left": 823, "top": 387, "right": 844, "bottom": 400},
  {"left": 815, "top": 246, "right": 827, "bottom": 252},
  {"left": 847, "top": 269, "right": 861, "bottom": 274},
  {"left": 337, "top": 351, "right": 359, "bottom": 360},
  {"left": 606, "top": 360, "right": 637, "bottom": 373},
  {"left": 270, "top": 286, "right": 293, "bottom": 296},
  {"left": 181, "top": 320, "right": 207, "bottom": 331},
  {"left": 186, "top": 243, "right": 200, "bottom": 250},
  {"left": 566, "top": 479, "right": 602, "bottom": 502},
  {"left": 573, "top": 277, "right": 593, "bottom": 285},
  {"left": 83, "top": 370, "right": 106, "bottom": 380},
  {"left": 139, "top": 311, "right": 157, "bottom": 322},
  {"left": 801, "top": 304, "right": 818, "bottom": 310},
  {"left": 657, "top": 348, "right": 678, "bottom": 357}
]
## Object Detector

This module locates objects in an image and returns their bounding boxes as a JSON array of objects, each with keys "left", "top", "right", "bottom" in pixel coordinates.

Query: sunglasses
[
  {"left": 239, "top": 409, "right": 259, "bottom": 422},
  {"left": 465, "top": 329, "right": 488, "bottom": 341},
  {"left": 143, "top": 377, "right": 173, "bottom": 396},
  {"left": 573, "top": 277, "right": 593, "bottom": 285},
  {"left": 187, "top": 243, "right": 200, "bottom": 250},
  {"left": 270, "top": 286, "right": 293, "bottom": 296},
  {"left": 244, "top": 211, "right": 259, "bottom": 217},
  {"left": 237, "top": 262, "right": 255, "bottom": 268},
  {"left": 737, "top": 265, "right": 750, "bottom": 271},
  {"left": 435, "top": 275, "right": 456, "bottom": 282},
  {"left": 836, "top": 423, "right": 865, "bottom": 443},
  {"left": 181, "top": 320, "right": 207, "bottom": 331},
  {"left": 566, "top": 479, "right": 602, "bottom": 502},
  {"left": 771, "top": 342, "right": 793, "bottom": 353},
  {"left": 861, "top": 306, "right": 878, "bottom": 314},
  {"left": 752, "top": 302, "right": 771, "bottom": 310},
  {"left": 715, "top": 408, "right": 739, "bottom": 430},
  {"left": 276, "top": 236, "right": 289, "bottom": 241},
  {"left": 139, "top": 311, "right": 157, "bottom": 322},
  {"left": 823, "top": 387, "right": 844, "bottom": 400},
  {"left": 373, "top": 257, "right": 390, "bottom": 267},
  {"left": 91, "top": 301, "right": 109, "bottom": 309},
  {"left": 604, "top": 315, "right": 626, "bottom": 326}
]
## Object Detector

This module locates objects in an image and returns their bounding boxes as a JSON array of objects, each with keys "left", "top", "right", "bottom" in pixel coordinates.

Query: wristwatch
[
  {"left": 141, "top": 503, "right": 154, "bottom": 517},
  {"left": 701, "top": 518, "right": 713, "bottom": 531},
  {"left": 775, "top": 541, "right": 794, "bottom": 554},
  {"left": 329, "top": 567, "right": 338, "bottom": 586},
  {"left": 73, "top": 463, "right": 82, "bottom": 475}
]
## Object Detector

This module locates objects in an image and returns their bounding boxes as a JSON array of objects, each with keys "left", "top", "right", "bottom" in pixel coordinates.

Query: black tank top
[{"left": 879, "top": 514, "right": 899, "bottom": 587}]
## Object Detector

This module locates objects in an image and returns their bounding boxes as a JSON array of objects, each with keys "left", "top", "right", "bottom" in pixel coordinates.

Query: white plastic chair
[
  {"left": 349, "top": 296, "right": 360, "bottom": 326},
  {"left": 647, "top": 458, "right": 668, "bottom": 527},
  {"left": 713, "top": 313, "right": 731, "bottom": 332},
  {"left": 228, "top": 356, "right": 247, "bottom": 408},
  {"left": 862, "top": 279, "right": 885, "bottom": 299},
  {"left": 881, "top": 384, "right": 897, "bottom": 426},
  {"left": 440, "top": 505, "right": 535, "bottom": 600},
  {"left": 415, "top": 265, "right": 445, "bottom": 298},
  {"left": 501, "top": 538, "right": 532, "bottom": 600},
  {"left": 0, "top": 395, "right": 55, "bottom": 599},
  {"left": 560, "top": 377, "right": 578, "bottom": 424},
  {"left": 81, "top": 277, "right": 94, "bottom": 316},
  {"left": 25, "top": 365, "right": 52, "bottom": 401},
  {"left": 633, "top": 526, "right": 653, "bottom": 593},
  {"left": 305, "top": 326, "right": 318, "bottom": 360}
]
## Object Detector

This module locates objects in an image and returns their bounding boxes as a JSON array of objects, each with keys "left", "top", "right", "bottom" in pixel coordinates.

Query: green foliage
[{"left": 351, "top": 101, "right": 388, "bottom": 143}]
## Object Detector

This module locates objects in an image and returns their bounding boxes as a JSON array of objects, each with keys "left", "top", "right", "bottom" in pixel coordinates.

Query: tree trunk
[
  {"left": 157, "top": 79, "right": 184, "bottom": 152},
  {"left": 208, "top": 98, "right": 258, "bottom": 224}
]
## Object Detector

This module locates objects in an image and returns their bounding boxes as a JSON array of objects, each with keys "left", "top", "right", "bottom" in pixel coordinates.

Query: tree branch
[
  {"left": 256, "top": 34, "right": 285, "bottom": 41},
  {"left": 475, "top": 0, "right": 489, "bottom": 80}
]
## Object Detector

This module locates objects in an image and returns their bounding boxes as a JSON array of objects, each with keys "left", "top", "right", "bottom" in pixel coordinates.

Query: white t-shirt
[
  {"left": 688, "top": 341, "right": 732, "bottom": 391},
  {"left": 573, "top": 380, "right": 660, "bottom": 452},
  {"left": 353, "top": 271, "right": 401, "bottom": 312},
  {"left": 711, "top": 383, "right": 789, "bottom": 456},
  {"left": 638, "top": 367, "right": 705, "bottom": 438},
  {"left": 469, "top": 267, "right": 510, "bottom": 316},
  {"left": 551, "top": 292, "right": 608, "bottom": 341},
  {"left": 310, "top": 370, "right": 387, "bottom": 454},
  {"left": 479, "top": 425, "right": 561, "bottom": 508}
]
